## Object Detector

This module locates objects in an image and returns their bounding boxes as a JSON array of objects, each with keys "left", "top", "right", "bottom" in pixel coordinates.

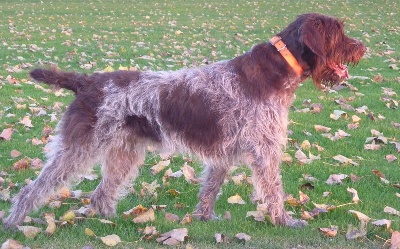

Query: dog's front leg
[{"left": 250, "top": 147, "right": 307, "bottom": 228}]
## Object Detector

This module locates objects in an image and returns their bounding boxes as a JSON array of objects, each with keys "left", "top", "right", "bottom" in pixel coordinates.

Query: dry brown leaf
[
  {"left": 181, "top": 163, "right": 200, "bottom": 184},
  {"left": 295, "top": 149, "right": 313, "bottom": 164},
  {"left": 330, "top": 110, "right": 348, "bottom": 120},
  {"left": 150, "top": 160, "right": 170, "bottom": 175},
  {"left": 348, "top": 210, "right": 370, "bottom": 223},
  {"left": 371, "top": 219, "right": 391, "bottom": 229},
  {"left": 133, "top": 208, "right": 155, "bottom": 223},
  {"left": 347, "top": 187, "right": 361, "bottom": 203},
  {"left": 215, "top": 233, "right": 229, "bottom": 244},
  {"left": 246, "top": 211, "right": 265, "bottom": 222},
  {"left": 180, "top": 213, "right": 192, "bottom": 225},
  {"left": 165, "top": 212, "right": 180, "bottom": 222},
  {"left": 384, "top": 206, "right": 400, "bottom": 216},
  {"left": 17, "top": 225, "right": 42, "bottom": 238},
  {"left": 156, "top": 228, "right": 188, "bottom": 245},
  {"left": 43, "top": 212, "right": 56, "bottom": 236},
  {"left": 301, "top": 140, "right": 311, "bottom": 150},
  {"left": 332, "top": 155, "right": 359, "bottom": 166},
  {"left": 326, "top": 174, "right": 348, "bottom": 185},
  {"left": 231, "top": 172, "right": 247, "bottom": 185},
  {"left": 364, "top": 141, "right": 381, "bottom": 150},
  {"left": 346, "top": 224, "right": 366, "bottom": 240},
  {"left": 391, "top": 231, "right": 400, "bottom": 249},
  {"left": 319, "top": 226, "right": 338, "bottom": 237},
  {"left": 10, "top": 150, "right": 21, "bottom": 158},
  {"left": 13, "top": 157, "right": 30, "bottom": 171},
  {"left": 0, "top": 239, "right": 26, "bottom": 249},
  {"left": 235, "top": 233, "right": 251, "bottom": 241},
  {"left": 0, "top": 128, "right": 13, "bottom": 141},
  {"left": 386, "top": 154, "right": 398, "bottom": 163},
  {"left": 227, "top": 193, "right": 246, "bottom": 204},
  {"left": 19, "top": 116, "right": 34, "bottom": 128},
  {"left": 100, "top": 234, "right": 122, "bottom": 247},
  {"left": 314, "top": 125, "right": 331, "bottom": 133},
  {"left": 282, "top": 153, "right": 293, "bottom": 164},
  {"left": 352, "top": 115, "right": 361, "bottom": 123},
  {"left": 372, "top": 169, "right": 386, "bottom": 179}
]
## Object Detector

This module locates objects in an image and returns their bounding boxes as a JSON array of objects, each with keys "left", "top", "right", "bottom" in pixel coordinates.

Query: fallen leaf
[
  {"left": 100, "top": 234, "right": 121, "bottom": 247},
  {"left": 150, "top": 160, "right": 170, "bottom": 175},
  {"left": 235, "top": 233, "right": 251, "bottom": 241},
  {"left": 326, "top": 174, "right": 348, "bottom": 185},
  {"left": 330, "top": 110, "right": 348, "bottom": 120},
  {"left": 391, "top": 231, "right": 400, "bottom": 249},
  {"left": 372, "top": 169, "right": 386, "bottom": 179},
  {"left": 17, "top": 225, "right": 42, "bottom": 238},
  {"left": 10, "top": 150, "right": 22, "bottom": 158},
  {"left": 43, "top": 212, "right": 56, "bottom": 236},
  {"left": 348, "top": 210, "right": 370, "bottom": 223},
  {"left": 165, "top": 212, "right": 180, "bottom": 222},
  {"left": 371, "top": 219, "right": 391, "bottom": 229},
  {"left": 0, "top": 128, "right": 13, "bottom": 141},
  {"left": 346, "top": 224, "right": 366, "bottom": 240},
  {"left": 314, "top": 125, "right": 331, "bottom": 133},
  {"left": 246, "top": 211, "right": 265, "bottom": 222},
  {"left": 384, "top": 206, "right": 400, "bottom": 216},
  {"left": 181, "top": 163, "right": 200, "bottom": 184},
  {"left": 0, "top": 239, "right": 26, "bottom": 249},
  {"left": 347, "top": 188, "right": 361, "bottom": 203},
  {"left": 13, "top": 158, "right": 31, "bottom": 171},
  {"left": 332, "top": 155, "right": 359, "bottom": 166},
  {"left": 319, "top": 226, "right": 338, "bottom": 237},
  {"left": 180, "top": 213, "right": 192, "bottom": 225},
  {"left": 215, "top": 233, "right": 229, "bottom": 244},
  {"left": 386, "top": 154, "right": 397, "bottom": 163},
  {"left": 227, "top": 193, "right": 246, "bottom": 204},
  {"left": 133, "top": 208, "right": 155, "bottom": 223},
  {"left": 19, "top": 116, "right": 34, "bottom": 128},
  {"left": 156, "top": 228, "right": 188, "bottom": 246},
  {"left": 60, "top": 210, "right": 75, "bottom": 222},
  {"left": 85, "top": 228, "right": 96, "bottom": 237}
]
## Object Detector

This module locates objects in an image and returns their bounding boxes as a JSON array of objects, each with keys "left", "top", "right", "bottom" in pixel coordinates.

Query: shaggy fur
[{"left": 4, "top": 13, "right": 365, "bottom": 228}]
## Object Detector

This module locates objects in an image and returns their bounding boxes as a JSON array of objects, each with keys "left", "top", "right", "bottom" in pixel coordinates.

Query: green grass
[{"left": 0, "top": 0, "right": 399, "bottom": 248}]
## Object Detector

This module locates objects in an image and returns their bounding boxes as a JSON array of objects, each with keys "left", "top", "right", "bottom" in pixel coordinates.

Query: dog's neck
[{"left": 269, "top": 36, "right": 303, "bottom": 77}]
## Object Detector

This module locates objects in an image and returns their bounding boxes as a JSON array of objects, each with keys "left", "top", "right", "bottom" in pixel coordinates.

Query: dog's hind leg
[
  {"left": 3, "top": 134, "right": 97, "bottom": 228},
  {"left": 193, "top": 162, "right": 229, "bottom": 221},
  {"left": 89, "top": 135, "right": 146, "bottom": 217}
]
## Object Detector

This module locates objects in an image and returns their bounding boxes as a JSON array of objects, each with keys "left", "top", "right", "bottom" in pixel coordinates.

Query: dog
[{"left": 3, "top": 13, "right": 365, "bottom": 228}]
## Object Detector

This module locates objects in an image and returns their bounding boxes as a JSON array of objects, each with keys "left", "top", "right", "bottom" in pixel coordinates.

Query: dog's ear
[{"left": 300, "top": 17, "right": 326, "bottom": 63}]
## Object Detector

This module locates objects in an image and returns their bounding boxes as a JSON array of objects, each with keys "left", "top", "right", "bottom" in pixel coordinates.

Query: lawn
[{"left": 0, "top": 0, "right": 399, "bottom": 248}]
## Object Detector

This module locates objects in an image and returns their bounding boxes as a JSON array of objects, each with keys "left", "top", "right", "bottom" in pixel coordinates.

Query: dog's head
[{"left": 283, "top": 13, "right": 366, "bottom": 88}]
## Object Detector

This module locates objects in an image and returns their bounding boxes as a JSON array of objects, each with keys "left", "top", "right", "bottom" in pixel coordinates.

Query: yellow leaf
[
  {"left": 227, "top": 193, "right": 246, "bottom": 204},
  {"left": 60, "top": 210, "right": 75, "bottom": 222},
  {"left": 103, "top": 65, "right": 114, "bottom": 72},
  {"left": 100, "top": 234, "right": 121, "bottom": 247},
  {"left": 85, "top": 228, "right": 96, "bottom": 237}
]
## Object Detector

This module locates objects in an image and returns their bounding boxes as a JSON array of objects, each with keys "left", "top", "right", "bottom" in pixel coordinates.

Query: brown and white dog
[{"left": 4, "top": 13, "right": 365, "bottom": 228}]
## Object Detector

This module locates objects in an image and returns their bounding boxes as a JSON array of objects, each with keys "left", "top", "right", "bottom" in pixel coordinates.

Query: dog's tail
[{"left": 30, "top": 68, "right": 87, "bottom": 94}]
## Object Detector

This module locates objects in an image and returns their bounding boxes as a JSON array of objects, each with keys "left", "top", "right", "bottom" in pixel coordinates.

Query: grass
[{"left": 0, "top": 0, "right": 399, "bottom": 248}]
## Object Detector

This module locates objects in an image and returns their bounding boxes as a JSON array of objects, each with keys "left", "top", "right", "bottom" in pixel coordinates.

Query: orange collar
[{"left": 270, "top": 36, "right": 303, "bottom": 77}]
